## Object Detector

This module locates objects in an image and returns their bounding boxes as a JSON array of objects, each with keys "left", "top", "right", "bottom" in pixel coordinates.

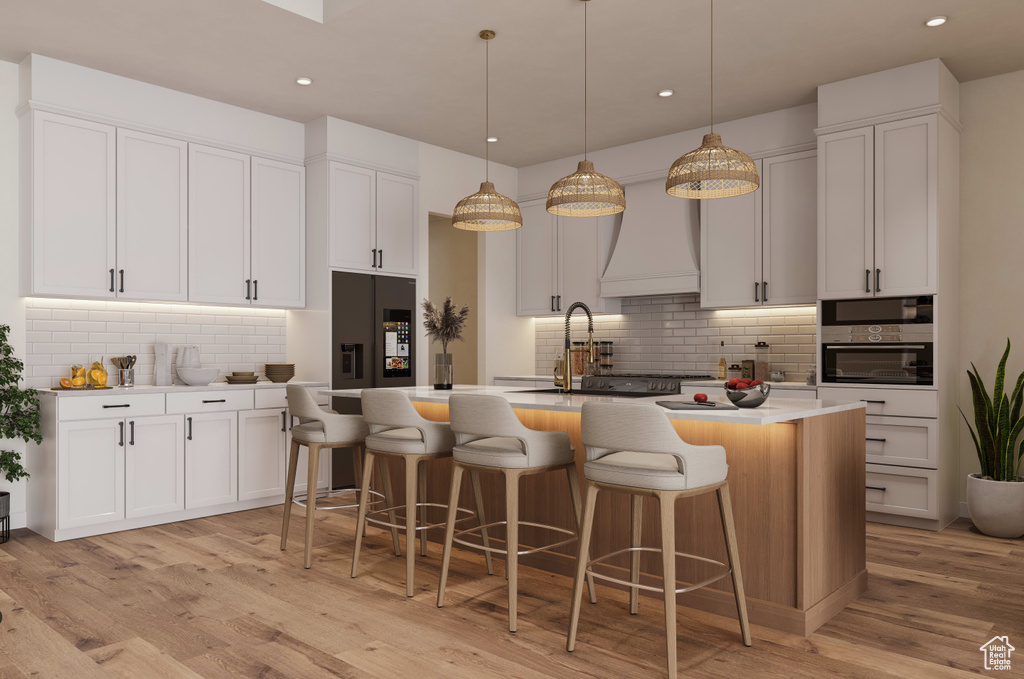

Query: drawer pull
[
  {"left": 202, "top": 399, "right": 227, "bottom": 404},
  {"left": 866, "top": 485, "right": 887, "bottom": 492},
  {"left": 865, "top": 437, "right": 887, "bottom": 442},
  {"left": 102, "top": 404, "right": 131, "bottom": 409},
  {"left": 864, "top": 400, "right": 886, "bottom": 404}
]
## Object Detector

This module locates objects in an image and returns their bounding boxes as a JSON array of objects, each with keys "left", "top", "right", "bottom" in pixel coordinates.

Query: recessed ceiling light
[
  {"left": 296, "top": 76, "right": 313, "bottom": 86},
  {"left": 486, "top": 136, "right": 499, "bottom": 143},
  {"left": 925, "top": 15, "right": 947, "bottom": 27},
  {"left": 658, "top": 89, "right": 675, "bottom": 98}
]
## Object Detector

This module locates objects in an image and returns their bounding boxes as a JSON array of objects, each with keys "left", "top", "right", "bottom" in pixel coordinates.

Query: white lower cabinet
[
  {"left": 57, "top": 419, "right": 125, "bottom": 529},
  {"left": 238, "top": 409, "right": 287, "bottom": 501},
  {"left": 125, "top": 415, "right": 185, "bottom": 519},
  {"left": 184, "top": 411, "right": 238, "bottom": 510}
]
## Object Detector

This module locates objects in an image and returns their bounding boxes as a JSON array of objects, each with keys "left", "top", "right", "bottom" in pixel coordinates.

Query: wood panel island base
[{"left": 325, "top": 386, "right": 867, "bottom": 637}]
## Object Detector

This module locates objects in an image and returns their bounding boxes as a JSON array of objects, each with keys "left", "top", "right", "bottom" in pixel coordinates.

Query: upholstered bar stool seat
[
  {"left": 437, "top": 394, "right": 595, "bottom": 633},
  {"left": 352, "top": 389, "right": 484, "bottom": 598},
  {"left": 567, "top": 402, "right": 751, "bottom": 678},
  {"left": 281, "top": 385, "right": 400, "bottom": 569}
]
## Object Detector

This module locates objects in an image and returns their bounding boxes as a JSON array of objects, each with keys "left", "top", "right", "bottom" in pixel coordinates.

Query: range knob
[{"left": 649, "top": 382, "right": 657, "bottom": 391}]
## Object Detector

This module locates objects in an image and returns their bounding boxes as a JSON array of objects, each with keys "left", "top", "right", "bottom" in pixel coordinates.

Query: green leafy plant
[
  {"left": 0, "top": 324, "right": 41, "bottom": 484},
  {"left": 960, "top": 338, "right": 1024, "bottom": 482},
  {"left": 421, "top": 297, "right": 470, "bottom": 370}
]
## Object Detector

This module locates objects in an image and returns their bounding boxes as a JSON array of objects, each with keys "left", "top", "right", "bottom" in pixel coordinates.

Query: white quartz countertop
[
  {"left": 494, "top": 376, "right": 816, "bottom": 390},
  {"left": 39, "top": 381, "right": 328, "bottom": 397},
  {"left": 323, "top": 385, "right": 864, "bottom": 426}
]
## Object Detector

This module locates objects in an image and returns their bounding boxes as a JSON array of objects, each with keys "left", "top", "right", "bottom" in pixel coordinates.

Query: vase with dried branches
[{"left": 422, "top": 297, "right": 469, "bottom": 390}]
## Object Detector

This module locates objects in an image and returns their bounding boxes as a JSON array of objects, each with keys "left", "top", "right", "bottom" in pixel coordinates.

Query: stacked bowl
[
  {"left": 225, "top": 371, "right": 259, "bottom": 385},
  {"left": 264, "top": 363, "right": 295, "bottom": 383}
]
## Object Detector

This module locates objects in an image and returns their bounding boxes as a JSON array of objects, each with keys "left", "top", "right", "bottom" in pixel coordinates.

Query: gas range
[{"left": 580, "top": 373, "right": 715, "bottom": 396}]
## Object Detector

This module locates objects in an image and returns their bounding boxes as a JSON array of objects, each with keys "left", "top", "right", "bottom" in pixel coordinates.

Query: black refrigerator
[{"left": 330, "top": 271, "right": 417, "bottom": 488}]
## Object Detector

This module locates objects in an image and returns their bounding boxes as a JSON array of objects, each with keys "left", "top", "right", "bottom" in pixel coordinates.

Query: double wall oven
[{"left": 821, "top": 296, "right": 934, "bottom": 386}]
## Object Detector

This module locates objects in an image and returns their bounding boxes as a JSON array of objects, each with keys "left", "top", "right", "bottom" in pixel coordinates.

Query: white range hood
[{"left": 599, "top": 177, "right": 701, "bottom": 297}]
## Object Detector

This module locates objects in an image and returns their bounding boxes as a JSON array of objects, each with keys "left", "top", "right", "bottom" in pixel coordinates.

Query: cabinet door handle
[
  {"left": 187, "top": 416, "right": 193, "bottom": 441},
  {"left": 202, "top": 399, "right": 226, "bottom": 404},
  {"left": 865, "top": 437, "right": 887, "bottom": 442},
  {"left": 129, "top": 420, "right": 135, "bottom": 446},
  {"left": 281, "top": 410, "right": 287, "bottom": 432},
  {"left": 754, "top": 281, "right": 760, "bottom": 303},
  {"left": 875, "top": 268, "right": 881, "bottom": 293},
  {"left": 556, "top": 295, "right": 561, "bottom": 311},
  {"left": 762, "top": 280, "right": 768, "bottom": 302},
  {"left": 253, "top": 280, "right": 258, "bottom": 301},
  {"left": 245, "top": 279, "right": 252, "bottom": 300},
  {"left": 865, "top": 269, "right": 871, "bottom": 293},
  {"left": 109, "top": 268, "right": 115, "bottom": 293},
  {"left": 378, "top": 249, "right": 383, "bottom": 268},
  {"left": 371, "top": 248, "right": 377, "bottom": 268},
  {"left": 102, "top": 404, "right": 130, "bottom": 409},
  {"left": 118, "top": 421, "right": 125, "bottom": 447},
  {"left": 118, "top": 269, "right": 125, "bottom": 294},
  {"left": 866, "top": 485, "right": 887, "bottom": 492},
  {"left": 864, "top": 399, "right": 886, "bottom": 404},
  {"left": 550, "top": 296, "right": 555, "bottom": 313}
]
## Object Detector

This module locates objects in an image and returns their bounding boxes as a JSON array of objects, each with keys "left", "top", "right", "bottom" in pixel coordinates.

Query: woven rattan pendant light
[
  {"left": 666, "top": 0, "right": 759, "bottom": 199},
  {"left": 452, "top": 30, "right": 522, "bottom": 231},
  {"left": 546, "top": 0, "right": 625, "bottom": 217}
]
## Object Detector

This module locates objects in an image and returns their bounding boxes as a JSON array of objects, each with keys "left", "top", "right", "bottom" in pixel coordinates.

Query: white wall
[
  {"left": 417, "top": 142, "right": 532, "bottom": 384},
  {"left": 0, "top": 60, "right": 28, "bottom": 527},
  {"left": 959, "top": 68, "right": 1024, "bottom": 498}
]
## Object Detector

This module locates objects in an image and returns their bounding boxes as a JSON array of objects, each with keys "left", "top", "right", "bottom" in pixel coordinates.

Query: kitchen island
[{"left": 324, "top": 386, "right": 867, "bottom": 636}]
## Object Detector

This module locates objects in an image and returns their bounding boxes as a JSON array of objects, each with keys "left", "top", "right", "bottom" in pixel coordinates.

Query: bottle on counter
[{"left": 717, "top": 341, "right": 727, "bottom": 380}]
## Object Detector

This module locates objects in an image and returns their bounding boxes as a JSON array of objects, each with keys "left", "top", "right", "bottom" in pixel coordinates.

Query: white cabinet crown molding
[
  {"left": 304, "top": 152, "right": 419, "bottom": 180},
  {"left": 19, "top": 100, "right": 305, "bottom": 165},
  {"left": 814, "top": 103, "right": 962, "bottom": 137}
]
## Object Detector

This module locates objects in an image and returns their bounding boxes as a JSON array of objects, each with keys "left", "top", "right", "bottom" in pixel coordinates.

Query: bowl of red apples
[{"left": 724, "top": 377, "right": 771, "bottom": 408}]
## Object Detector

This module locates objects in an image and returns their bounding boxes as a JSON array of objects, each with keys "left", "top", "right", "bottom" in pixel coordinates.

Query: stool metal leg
[
  {"left": 505, "top": 469, "right": 520, "bottom": 632},
  {"left": 418, "top": 462, "right": 429, "bottom": 557},
  {"left": 280, "top": 439, "right": 300, "bottom": 550},
  {"left": 351, "top": 450, "right": 376, "bottom": 578},
  {"left": 404, "top": 456, "right": 419, "bottom": 597},
  {"left": 378, "top": 456, "right": 402, "bottom": 555},
  {"left": 660, "top": 492, "right": 678, "bottom": 677},
  {"left": 565, "top": 466, "right": 597, "bottom": 604},
  {"left": 469, "top": 470, "right": 494, "bottom": 575},
  {"left": 303, "top": 444, "right": 322, "bottom": 569},
  {"left": 436, "top": 461, "right": 465, "bottom": 608},
  {"left": 629, "top": 493, "right": 643, "bottom": 614},
  {"left": 718, "top": 483, "right": 752, "bottom": 646},
  {"left": 567, "top": 480, "right": 598, "bottom": 652}
]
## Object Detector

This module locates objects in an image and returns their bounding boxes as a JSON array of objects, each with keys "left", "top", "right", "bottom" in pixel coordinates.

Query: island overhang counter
[{"left": 323, "top": 385, "right": 867, "bottom": 636}]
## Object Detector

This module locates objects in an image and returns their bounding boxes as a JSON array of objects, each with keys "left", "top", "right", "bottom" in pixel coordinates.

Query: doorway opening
[{"left": 428, "top": 213, "right": 478, "bottom": 384}]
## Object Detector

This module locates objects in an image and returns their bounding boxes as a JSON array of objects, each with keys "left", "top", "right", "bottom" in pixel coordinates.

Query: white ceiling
[{"left": 2, "top": 0, "right": 1023, "bottom": 167}]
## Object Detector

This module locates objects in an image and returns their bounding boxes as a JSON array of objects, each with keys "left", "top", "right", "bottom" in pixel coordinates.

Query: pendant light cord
[
  {"left": 485, "top": 36, "right": 490, "bottom": 182},
  {"left": 584, "top": 0, "right": 588, "bottom": 160},
  {"left": 709, "top": 0, "right": 714, "bottom": 133}
]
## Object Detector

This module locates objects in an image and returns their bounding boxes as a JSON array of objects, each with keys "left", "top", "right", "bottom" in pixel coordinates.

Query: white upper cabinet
[
  {"left": 873, "top": 116, "right": 937, "bottom": 297},
  {"left": 188, "top": 144, "right": 252, "bottom": 305},
  {"left": 329, "top": 162, "right": 377, "bottom": 272},
  {"left": 328, "top": 161, "right": 419, "bottom": 277},
  {"left": 517, "top": 201, "right": 558, "bottom": 315},
  {"left": 818, "top": 115, "right": 937, "bottom": 299},
  {"left": 116, "top": 129, "right": 188, "bottom": 301},
  {"left": 375, "top": 173, "right": 419, "bottom": 276},
  {"left": 31, "top": 111, "right": 117, "bottom": 298},
  {"left": 762, "top": 150, "right": 818, "bottom": 306},
  {"left": 818, "top": 127, "right": 875, "bottom": 299},
  {"left": 701, "top": 153, "right": 815, "bottom": 309},
  {"left": 701, "top": 164, "right": 763, "bottom": 309},
  {"left": 251, "top": 157, "right": 306, "bottom": 308}
]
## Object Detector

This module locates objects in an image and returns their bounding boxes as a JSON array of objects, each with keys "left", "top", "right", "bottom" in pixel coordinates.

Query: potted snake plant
[
  {"left": 0, "top": 324, "right": 41, "bottom": 543},
  {"left": 961, "top": 338, "right": 1024, "bottom": 538}
]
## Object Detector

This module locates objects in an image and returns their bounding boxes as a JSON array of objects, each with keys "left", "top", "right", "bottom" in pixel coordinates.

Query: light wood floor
[{"left": 0, "top": 504, "right": 1020, "bottom": 678}]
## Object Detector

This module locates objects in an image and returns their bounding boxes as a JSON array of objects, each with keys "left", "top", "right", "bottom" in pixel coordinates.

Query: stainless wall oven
[{"left": 821, "top": 297, "right": 934, "bottom": 386}]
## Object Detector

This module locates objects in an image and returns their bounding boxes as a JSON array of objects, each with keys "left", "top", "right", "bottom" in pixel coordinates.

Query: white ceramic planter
[{"left": 966, "top": 474, "right": 1024, "bottom": 538}]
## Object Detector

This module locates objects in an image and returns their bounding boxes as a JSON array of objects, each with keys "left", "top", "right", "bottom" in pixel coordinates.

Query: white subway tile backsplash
[
  {"left": 535, "top": 293, "right": 816, "bottom": 377},
  {"left": 25, "top": 299, "right": 288, "bottom": 387}
]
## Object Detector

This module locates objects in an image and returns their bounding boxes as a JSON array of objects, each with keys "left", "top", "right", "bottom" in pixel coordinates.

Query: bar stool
[
  {"left": 437, "top": 394, "right": 596, "bottom": 633},
  {"left": 567, "top": 402, "right": 751, "bottom": 677},
  {"left": 280, "top": 384, "right": 400, "bottom": 569},
  {"left": 352, "top": 389, "right": 482, "bottom": 597}
]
